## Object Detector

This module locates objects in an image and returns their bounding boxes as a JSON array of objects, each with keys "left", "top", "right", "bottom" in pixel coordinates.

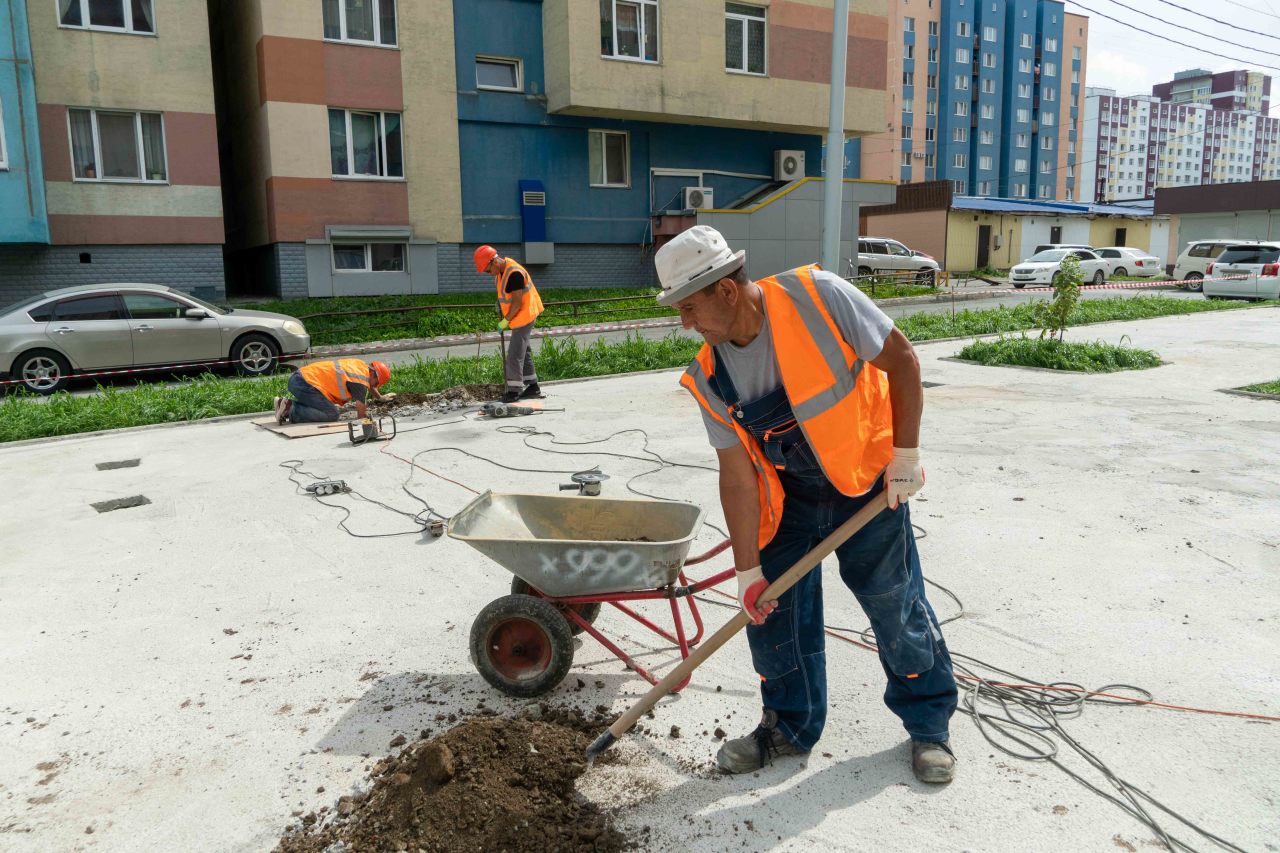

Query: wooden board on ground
[{"left": 252, "top": 417, "right": 350, "bottom": 439}]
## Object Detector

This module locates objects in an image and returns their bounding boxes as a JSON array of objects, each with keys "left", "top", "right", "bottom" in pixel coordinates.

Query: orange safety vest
[
  {"left": 298, "top": 358, "right": 373, "bottom": 406},
  {"left": 680, "top": 265, "right": 895, "bottom": 549},
  {"left": 495, "top": 258, "right": 544, "bottom": 328}
]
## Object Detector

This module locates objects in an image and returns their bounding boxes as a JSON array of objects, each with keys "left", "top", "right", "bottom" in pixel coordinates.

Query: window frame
[
  {"left": 67, "top": 107, "right": 168, "bottom": 184},
  {"left": 322, "top": 0, "right": 398, "bottom": 48},
  {"left": 0, "top": 93, "right": 7, "bottom": 170},
  {"left": 588, "top": 128, "right": 631, "bottom": 188},
  {"left": 983, "top": 26, "right": 997, "bottom": 42},
  {"left": 475, "top": 55, "right": 524, "bottom": 92},
  {"left": 57, "top": 0, "right": 157, "bottom": 36},
  {"left": 329, "top": 108, "right": 404, "bottom": 180},
  {"left": 330, "top": 242, "right": 409, "bottom": 274},
  {"left": 725, "top": 3, "right": 767, "bottom": 76},
  {"left": 601, "top": 0, "right": 660, "bottom": 64}
]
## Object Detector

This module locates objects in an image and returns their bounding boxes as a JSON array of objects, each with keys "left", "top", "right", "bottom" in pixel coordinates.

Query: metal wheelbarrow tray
[{"left": 449, "top": 491, "right": 736, "bottom": 698}]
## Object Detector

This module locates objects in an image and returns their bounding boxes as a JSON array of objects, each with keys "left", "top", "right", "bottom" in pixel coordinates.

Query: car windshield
[
  {"left": 1217, "top": 246, "right": 1280, "bottom": 265},
  {"left": 181, "top": 293, "right": 228, "bottom": 315},
  {"left": 1028, "top": 250, "right": 1069, "bottom": 262}
]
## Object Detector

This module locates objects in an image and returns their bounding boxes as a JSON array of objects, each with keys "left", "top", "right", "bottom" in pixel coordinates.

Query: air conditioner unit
[
  {"left": 774, "top": 149, "right": 805, "bottom": 181},
  {"left": 683, "top": 186, "right": 715, "bottom": 210},
  {"left": 912, "top": 152, "right": 926, "bottom": 159}
]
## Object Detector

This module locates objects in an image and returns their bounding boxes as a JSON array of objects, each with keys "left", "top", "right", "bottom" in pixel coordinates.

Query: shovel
[{"left": 585, "top": 491, "right": 890, "bottom": 764}]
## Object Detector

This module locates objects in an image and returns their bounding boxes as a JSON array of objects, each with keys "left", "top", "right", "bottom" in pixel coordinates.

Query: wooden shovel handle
[{"left": 599, "top": 491, "right": 889, "bottom": 743}]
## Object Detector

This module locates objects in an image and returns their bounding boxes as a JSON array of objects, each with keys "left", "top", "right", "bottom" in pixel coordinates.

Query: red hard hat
[
  {"left": 370, "top": 361, "right": 391, "bottom": 387},
  {"left": 473, "top": 245, "right": 498, "bottom": 273}
]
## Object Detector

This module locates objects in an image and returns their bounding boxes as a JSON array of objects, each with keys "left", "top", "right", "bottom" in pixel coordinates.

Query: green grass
[
  {"left": 1240, "top": 378, "right": 1280, "bottom": 395},
  {"left": 855, "top": 283, "right": 937, "bottom": 299},
  {"left": 2, "top": 296, "right": 1274, "bottom": 444},
  {"left": 956, "top": 336, "right": 1163, "bottom": 372}
]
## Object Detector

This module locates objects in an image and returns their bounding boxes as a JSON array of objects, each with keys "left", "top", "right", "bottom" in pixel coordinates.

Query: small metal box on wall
[{"left": 519, "top": 179, "right": 554, "bottom": 264}]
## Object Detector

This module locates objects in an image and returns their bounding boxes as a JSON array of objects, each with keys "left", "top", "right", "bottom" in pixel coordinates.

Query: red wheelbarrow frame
[{"left": 520, "top": 541, "right": 735, "bottom": 693}]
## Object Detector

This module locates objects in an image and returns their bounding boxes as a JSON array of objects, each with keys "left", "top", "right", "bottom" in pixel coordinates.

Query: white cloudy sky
[{"left": 1068, "top": 0, "right": 1280, "bottom": 108}]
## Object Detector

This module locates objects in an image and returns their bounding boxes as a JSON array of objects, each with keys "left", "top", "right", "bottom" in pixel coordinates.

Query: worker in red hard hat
[
  {"left": 474, "top": 245, "right": 545, "bottom": 403},
  {"left": 274, "top": 359, "right": 394, "bottom": 424}
]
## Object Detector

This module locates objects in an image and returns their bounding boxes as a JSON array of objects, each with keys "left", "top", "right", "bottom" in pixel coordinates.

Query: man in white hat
[{"left": 657, "top": 225, "right": 958, "bottom": 783}]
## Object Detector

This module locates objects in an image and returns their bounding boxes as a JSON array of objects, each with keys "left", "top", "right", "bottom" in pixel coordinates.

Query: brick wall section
[
  {"left": 437, "top": 244, "right": 657, "bottom": 293},
  {"left": 0, "top": 245, "right": 225, "bottom": 304},
  {"left": 273, "top": 243, "right": 308, "bottom": 300}
]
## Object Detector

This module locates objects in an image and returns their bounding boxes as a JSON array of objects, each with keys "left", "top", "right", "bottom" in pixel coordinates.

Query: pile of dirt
[
  {"left": 276, "top": 708, "right": 630, "bottom": 853},
  {"left": 371, "top": 384, "right": 504, "bottom": 419}
]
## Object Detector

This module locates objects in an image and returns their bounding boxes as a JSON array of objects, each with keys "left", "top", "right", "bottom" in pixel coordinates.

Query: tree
[{"left": 1036, "top": 254, "right": 1082, "bottom": 342}]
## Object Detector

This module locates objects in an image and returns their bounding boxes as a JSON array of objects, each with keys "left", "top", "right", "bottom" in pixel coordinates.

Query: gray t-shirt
[{"left": 699, "top": 270, "right": 894, "bottom": 449}]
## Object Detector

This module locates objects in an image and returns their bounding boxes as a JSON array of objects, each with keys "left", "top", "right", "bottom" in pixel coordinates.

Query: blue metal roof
[{"left": 951, "top": 196, "right": 1153, "bottom": 218}]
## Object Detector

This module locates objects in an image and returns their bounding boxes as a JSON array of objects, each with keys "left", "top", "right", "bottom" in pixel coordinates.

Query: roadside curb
[{"left": 0, "top": 411, "right": 270, "bottom": 450}]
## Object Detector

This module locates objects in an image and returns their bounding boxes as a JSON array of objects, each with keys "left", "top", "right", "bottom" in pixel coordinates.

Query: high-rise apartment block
[
  {"left": 1152, "top": 68, "right": 1270, "bottom": 114},
  {"left": 853, "top": 0, "right": 1087, "bottom": 200},
  {"left": 1081, "top": 87, "right": 1280, "bottom": 202}
]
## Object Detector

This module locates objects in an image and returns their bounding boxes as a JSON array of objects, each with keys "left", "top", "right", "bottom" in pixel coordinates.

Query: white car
[
  {"left": 1203, "top": 243, "right": 1280, "bottom": 301},
  {"left": 1172, "top": 239, "right": 1240, "bottom": 291},
  {"left": 1009, "top": 249, "right": 1109, "bottom": 288},
  {"left": 1094, "top": 247, "right": 1163, "bottom": 278},
  {"left": 854, "top": 237, "right": 941, "bottom": 284}
]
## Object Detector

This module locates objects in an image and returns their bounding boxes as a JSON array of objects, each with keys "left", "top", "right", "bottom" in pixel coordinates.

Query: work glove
[
  {"left": 885, "top": 446, "right": 924, "bottom": 510},
  {"left": 737, "top": 566, "right": 777, "bottom": 625},
  {"left": 382, "top": 392, "right": 397, "bottom": 400},
  {"left": 498, "top": 318, "right": 510, "bottom": 331}
]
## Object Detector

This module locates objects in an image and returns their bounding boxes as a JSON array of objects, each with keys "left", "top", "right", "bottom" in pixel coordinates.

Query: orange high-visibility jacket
[
  {"left": 298, "top": 358, "right": 374, "bottom": 406},
  {"left": 495, "top": 258, "right": 544, "bottom": 328},
  {"left": 680, "top": 265, "right": 895, "bottom": 549}
]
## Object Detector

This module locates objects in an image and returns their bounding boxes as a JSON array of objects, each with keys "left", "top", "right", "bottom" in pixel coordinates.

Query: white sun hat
[{"left": 654, "top": 225, "right": 746, "bottom": 306}]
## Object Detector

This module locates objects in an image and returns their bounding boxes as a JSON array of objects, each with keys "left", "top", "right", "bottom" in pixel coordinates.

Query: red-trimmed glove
[
  {"left": 737, "top": 566, "right": 777, "bottom": 625},
  {"left": 885, "top": 446, "right": 925, "bottom": 510}
]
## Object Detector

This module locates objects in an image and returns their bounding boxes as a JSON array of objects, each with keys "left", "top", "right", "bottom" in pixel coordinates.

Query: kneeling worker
[
  {"left": 655, "top": 226, "right": 959, "bottom": 783},
  {"left": 474, "top": 245, "right": 544, "bottom": 403},
  {"left": 274, "top": 359, "right": 392, "bottom": 424}
]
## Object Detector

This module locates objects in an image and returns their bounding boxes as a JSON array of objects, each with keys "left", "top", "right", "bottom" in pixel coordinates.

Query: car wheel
[
  {"left": 857, "top": 266, "right": 872, "bottom": 278},
  {"left": 1185, "top": 272, "right": 1203, "bottom": 292},
  {"left": 1113, "top": 266, "right": 1128, "bottom": 277},
  {"left": 1013, "top": 281, "right": 1026, "bottom": 289},
  {"left": 12, "top": 349, "right": 72, "bottom": 395},
  {"left": 1092, "top": 270, "right": 1105, "bottom": 285},
  {"left": 915, "top": 268, "right": 937, "bottom": 286},
  {"left": 231, "top": 333, "right": 280, "bottom": 377}
]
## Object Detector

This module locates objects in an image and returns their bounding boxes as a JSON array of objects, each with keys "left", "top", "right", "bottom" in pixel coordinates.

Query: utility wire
[
  {"left": 1221, "top": 0, "right": 1280, "bottom": 20},
  {"left": 1139, "top": 0, "right": 1280, "bottom": 47}
]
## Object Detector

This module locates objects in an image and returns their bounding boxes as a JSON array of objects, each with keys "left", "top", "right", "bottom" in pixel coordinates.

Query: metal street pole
[{"left": 821, "top": 0, "right": 851, "bottom": 272}]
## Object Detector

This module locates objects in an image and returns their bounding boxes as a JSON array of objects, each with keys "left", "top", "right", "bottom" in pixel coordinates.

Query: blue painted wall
[
  {"left": 0, "top": 0, "right": 49, "bottom": 243},
  {"left": 453, "top": 0, "right": 821, "bottom": 244}
]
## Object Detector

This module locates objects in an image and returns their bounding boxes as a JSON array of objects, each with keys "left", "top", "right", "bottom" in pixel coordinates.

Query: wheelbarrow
[{"left": 448, "top": 491, "right": 736, "bottom": 697}]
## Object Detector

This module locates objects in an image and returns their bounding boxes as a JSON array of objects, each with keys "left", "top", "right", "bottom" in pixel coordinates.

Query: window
[
  {"left": 904, "top": 16, "right": 915, "bottom": 32},
  {"left": 901, "top": 124, "right": 912, "bottom": 139},
  {"left": 1045, "top": 37, "right": 1058, "bottom": 52},
  {"left": 123, "top": 292, "right": 188, "bottom": 319},
  {"left": 928, "top": 47, "right": 938, "bottom": 63},
  {"left": 929, "top": 21, "right": 938, "bottom": 36},
  {"left": 59, "top": 0, "right": 154, "bottom": 34},
  {"left": 1016, "top": 108, "right": 1030, "bottom": 123},
  {"left": 476, "top": 57, "right": 522, "bottom": 92},
  {"left": 984, "top": 26, "right": 997, "bottom": 41},
  {"left": 926, "top": 100, "right": 936, "bottom": 115},
  {"left": 956, "top": 48, "right": 969, "bottom": 63},
  {"left": 332, "top": 243, "right": 407, "bottom": 272},
  {"left": 1015, "top": 158, "right": 1028, "bottom": 172},
  {"left": 328, "top": 109, "right": 403, "bottom": 178},
  {"left": 903, "top": 98, "right": 913, "bottom": 114},
  {"left": 926, "top": 127, "right": 936, "bottom": 141},
  {"left": 68, "top": 108, "right": 166, "bottom": 182},
  {"left": 1044, "top": 62, "right": 1057, "bottom": 77},
  {"left": 1043, "top": 87, "right": 1055, "bottom": 102},
  {"left": 953, "top": 153, "right": 967, "bottom": 168},
  {"left": 1039, "top": 185, "right": 1051, "bottom": 198},
  {"left": 1019, "top": 33, "right": 1032, "bottom": 48},
  {"left": 957, "top": 21, "right": 970, "bottom": 36},
  {"left": 1014, "top": 182, "right": 1027, "bottom": 197},
  {"left": 1018, "top": 57, "right": 1031, "bottom": 73},
  {"left": 983, "top": 52, "right": 996, "bottom": 68},
  {"left": 954, "top": 179, "right": 967, "bottom": 193},
  {"left": 1071, "top": 69, "right": 1079, "bottom": 84},
  {"left": 53, "top": 294, "right": 124, "bottom": 321},
  {"left": 322, "top": 0, "right": 396, "bottom": 46},
  {"left": 901, "top": 151, "right": 912, "bottom": 167},
  {"left": 903, "top": 71, "right": 914, "bottom": 86},
  {"left": 955, "top": 100, "right": 969, "bottom": 116},
  {"left": 980, "top": 104, "right": 994, "bottom": 119},
  {"left": 589, "top": 129, "right": 629, "bottom": 187},
  {"left": 925, "top": 152, "right": 936, "bottom": 168},
  {"left": 1040, "top": 159, "right": 1052, "bottom": 173},
  {"left": 927, "top": 74, "right": 937, "bottom": 88},
  {"left": 979, "top": 155, "right": 993, "bottom": 170},
  {"left": 725, "top": 4, "right": 766, "bottom": 74},
  {"left": 905, "top": 43, "right": 915, "bottom": 60},
  {"left": 980, "top": 129, "right": 994, "bottom": 144},
  {"left": 978, "top": 180, "right": 991, "bottom": 194},
  {"left": 955, "top": 74, "right": 969, "bottom": 91},
  {"left": 982, "top": 78, "right": 995, "bottom": 94},
  {"left": 1041, "top": 111, "right": 1055, "bottom": 126},
  {"left": 1050, "top": 225, "right": 1063, "bottom": 243},
  {"left": 1018, "top": 83, "right": 1031, "bottom": 98},
  {"left": 1073, "top": 46, "right": 1081, "bottom": 60},
  {"left": 1041, "top": 136, "right": 1053, "bottom": 150},
  {"left": 602, "top": 0, "right": 659, "bottom": 63}
]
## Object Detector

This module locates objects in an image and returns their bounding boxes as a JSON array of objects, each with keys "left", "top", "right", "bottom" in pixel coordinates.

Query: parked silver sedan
[{"left": 0, "top": 284, "right": 310, "bottom": 394}]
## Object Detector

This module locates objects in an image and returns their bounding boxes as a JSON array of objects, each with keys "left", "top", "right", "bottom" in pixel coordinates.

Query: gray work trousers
[{"left": 504, "top": 322, "right": 538, "bottom": 391}]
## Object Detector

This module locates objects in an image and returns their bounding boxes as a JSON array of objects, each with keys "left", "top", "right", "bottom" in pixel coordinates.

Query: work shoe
[
  {"left": 716, "top": 709, "right": 807, "bottom": 774},
  {"left": 911, "top": 740, "right": 956, "bottom": 784},
  {"left": 501, "top": 390, "right": 521, "bottom": 404},
  {"left": 518, "top": 383, "right": 543, "bottom": 400},
  {"left": 273, "top": 397, "right": 292, "bottom": 425}
]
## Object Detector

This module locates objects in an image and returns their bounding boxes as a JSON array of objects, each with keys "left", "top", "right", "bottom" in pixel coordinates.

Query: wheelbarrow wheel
[
  {"left": 470, "top": 594, "right": 574, "bottom": 698},
  {"left": 510, "top": 578, "right": 602, "bottom": 636}
]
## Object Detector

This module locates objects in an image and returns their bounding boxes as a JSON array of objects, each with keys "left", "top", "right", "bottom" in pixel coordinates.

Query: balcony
[{"left": 542, "top": 0, "right": 887, "bottom": 135}]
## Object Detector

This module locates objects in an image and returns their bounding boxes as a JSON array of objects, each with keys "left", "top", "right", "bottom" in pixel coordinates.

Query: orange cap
[
  {"left": 473, "top": 245, "right": 498, "bottom": 274},
  {"left": 370, "top": 361, "right": 391, "bottom": 387}
]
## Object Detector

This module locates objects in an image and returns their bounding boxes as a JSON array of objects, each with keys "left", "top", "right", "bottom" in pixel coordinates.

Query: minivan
[
  {"left": 1172, "top": 240, "right": 1241, "bottom": 291},
  {"left": 1203, "top": 243, "right": 1280, "bottom": 301}
]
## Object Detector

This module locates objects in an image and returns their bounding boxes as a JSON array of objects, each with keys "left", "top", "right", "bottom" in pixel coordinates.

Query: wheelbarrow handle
[{"left": 586, "top": 491, "right": 890, "bottom": 763}]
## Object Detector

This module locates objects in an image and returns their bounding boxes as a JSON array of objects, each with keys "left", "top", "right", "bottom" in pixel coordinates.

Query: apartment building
[
  {"left": 214, "top": 0, "right": 891, "bottom": 298},
  {"left": 0, "top": 0, "right": 224, "bottom": 303},
  {"left": 1080, "top": 88, "right": 1280, "bottom": 202},
  {"left": 1152, "top": 68, "right": 1271, "bottom": 115},
  {"left": 851, "top": 0, "right": 1087, "bottom": 201}
]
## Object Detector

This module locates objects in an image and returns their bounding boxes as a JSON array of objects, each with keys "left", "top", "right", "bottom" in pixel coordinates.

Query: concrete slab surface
[{"left": 1, "top": 308, "right": 1277, "bottom": 852}]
